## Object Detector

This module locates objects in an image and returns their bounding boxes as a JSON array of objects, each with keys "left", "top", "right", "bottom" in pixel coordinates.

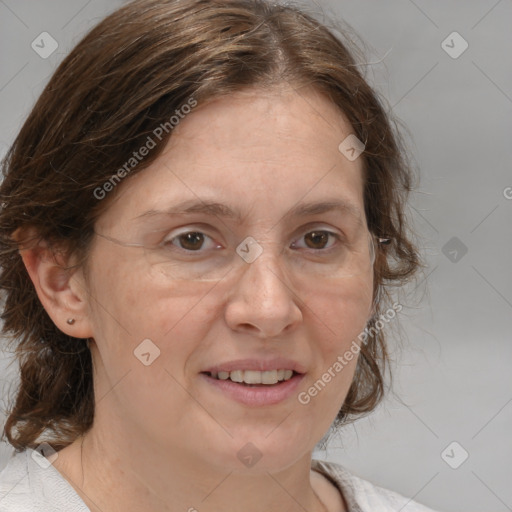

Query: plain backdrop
[{"left": 0, "top": 1, "right": 511, "bottom": 511}]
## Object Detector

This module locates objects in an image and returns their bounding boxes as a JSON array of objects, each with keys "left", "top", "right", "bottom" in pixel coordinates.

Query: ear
[{"left": 14, "top": 227, "right": 94, "bottom": 339}]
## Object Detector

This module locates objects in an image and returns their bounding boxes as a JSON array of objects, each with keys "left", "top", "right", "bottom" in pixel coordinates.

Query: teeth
[
  {"left": 261, "top": 370, "right": 277, "bottom": 384},
  {"left": 230, "top": 370, "right": 243, "bottom": 383},
  {"left": 245, "top": 370, "right": 263, "bottom": 384},
  {"left": 212, "top": 369, "right": 295, "bottom": 385}
]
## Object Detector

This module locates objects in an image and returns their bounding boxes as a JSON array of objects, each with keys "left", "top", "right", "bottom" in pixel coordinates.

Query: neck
[{"left": 53, "top": 420, "right": 330, "bottom": 512}]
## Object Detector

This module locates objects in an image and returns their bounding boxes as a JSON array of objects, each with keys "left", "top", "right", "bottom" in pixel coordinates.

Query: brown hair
[{"left": 0, "top": 0, "right": 421, "bottom": 452}]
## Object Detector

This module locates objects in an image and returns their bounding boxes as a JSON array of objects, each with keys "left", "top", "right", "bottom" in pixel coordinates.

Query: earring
[{"left": 66, "top": 318, "right": 75, "bottom": 325}]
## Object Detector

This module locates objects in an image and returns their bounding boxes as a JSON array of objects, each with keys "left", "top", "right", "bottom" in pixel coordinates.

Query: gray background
[{"left": 0, "top": 1, "right": 511, "bottom": 511}]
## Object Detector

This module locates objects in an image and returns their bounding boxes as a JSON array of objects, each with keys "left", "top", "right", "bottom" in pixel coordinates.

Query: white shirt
[{"left": 0, "top": 448, "right": 439, "bottom": 511}]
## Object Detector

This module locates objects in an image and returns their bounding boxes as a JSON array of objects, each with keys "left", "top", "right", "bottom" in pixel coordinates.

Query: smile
[
  {"left": 201, "top": 370, "right": 304, "bottom": 406},
  {"left": 206, "top": 369, "right": 296, "bottom": 385}
]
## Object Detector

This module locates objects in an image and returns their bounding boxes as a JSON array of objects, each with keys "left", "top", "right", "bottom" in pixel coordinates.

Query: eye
[
  {"left": 292, "top": 230, "right": 340, "bottom": 251},
  {"left": 163, "top": 230, "right": 220, "bottom": 252}
]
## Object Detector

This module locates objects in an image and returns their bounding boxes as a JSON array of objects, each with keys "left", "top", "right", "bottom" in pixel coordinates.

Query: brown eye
[
  {"left": 303, "top": 231, "right": 333, "bottom": 250},
  {"left": 163, "top": 229, "right": 222, "bottom": 254},
  {"left": 176, "top": 232, "right": 205, "bottom": 251}
]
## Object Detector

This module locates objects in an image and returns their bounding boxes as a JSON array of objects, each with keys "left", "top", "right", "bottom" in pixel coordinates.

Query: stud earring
[{"left": 66, "top": 318, "right": 75, "bottom": 325}]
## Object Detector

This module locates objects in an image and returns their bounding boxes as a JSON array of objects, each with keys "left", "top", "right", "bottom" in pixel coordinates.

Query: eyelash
[{"left": 163, "top": 228, "right": 343, "bottom": 254}]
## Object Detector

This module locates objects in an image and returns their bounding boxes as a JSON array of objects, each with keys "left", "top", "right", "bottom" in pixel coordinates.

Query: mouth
[
  {"left": 202, "top": 369, "right": 299, "bottom": 386},
  {"left": 200, "top": 368, "right": 305, "bottom": 406}
]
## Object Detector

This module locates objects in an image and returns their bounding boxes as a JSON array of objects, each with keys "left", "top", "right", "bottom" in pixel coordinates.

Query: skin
[{"left": 20, "top": 85, "right": 375, "bottom": 512}]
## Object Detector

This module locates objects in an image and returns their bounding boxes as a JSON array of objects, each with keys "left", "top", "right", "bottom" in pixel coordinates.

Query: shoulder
[
  {"left": 0, "top": 448, "right": 89, "bottom": 512},
  {"left": 311, "top": 459, "right": 441, "bottom": 512}
]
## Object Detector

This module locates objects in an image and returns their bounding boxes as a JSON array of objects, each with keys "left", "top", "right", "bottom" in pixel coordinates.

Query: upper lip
[{"left": 202, "top": 358, "right": 307, "bottom": 374}]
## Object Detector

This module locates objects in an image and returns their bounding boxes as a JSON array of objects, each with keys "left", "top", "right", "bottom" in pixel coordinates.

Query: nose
[{"left": 224, "top": 248, "right": 303, "bottom": 338}]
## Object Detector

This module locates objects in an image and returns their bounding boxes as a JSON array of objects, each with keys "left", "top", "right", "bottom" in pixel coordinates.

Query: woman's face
[{"left": 81, "top": 86, "right": 375, "bottom": 473}]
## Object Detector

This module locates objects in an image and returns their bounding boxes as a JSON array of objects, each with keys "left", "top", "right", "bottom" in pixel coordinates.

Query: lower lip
[{"left": 200, "top": 373, "right": 305, "bottom": 406}]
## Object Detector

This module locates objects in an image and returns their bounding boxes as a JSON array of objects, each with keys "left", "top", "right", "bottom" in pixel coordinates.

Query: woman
[{"left": 0, "top": 0, "right": 435, "bottom": 510}]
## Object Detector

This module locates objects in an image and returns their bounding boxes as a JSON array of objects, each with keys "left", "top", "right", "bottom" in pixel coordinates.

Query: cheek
[
  {"left": 88, "top": 243, "right": 207, "bottom": 336},
  {"left": 305, "top": 274, "right": 373, "bottom": 349},
  {"left": 85, "top": 256, "right": 214, "bottom": 421},
  {"left": 298, "top": 279, "right": 371, "bottom": 417}
]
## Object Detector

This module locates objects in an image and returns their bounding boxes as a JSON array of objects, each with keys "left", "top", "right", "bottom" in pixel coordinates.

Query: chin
[{"left": 212, "top": 424, "right": 319, "bottom": 475}]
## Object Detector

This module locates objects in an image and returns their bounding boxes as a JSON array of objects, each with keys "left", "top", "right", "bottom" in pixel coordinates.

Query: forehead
[
  {"left": 166, "top": 86, "right": 359, "bottom": 169},
  {"left": 98, "top": 86, "right": 366, "bottom": 230}
]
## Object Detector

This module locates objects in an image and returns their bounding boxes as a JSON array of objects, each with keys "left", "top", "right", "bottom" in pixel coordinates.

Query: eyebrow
[
  {"left": 134, "top": 198, "right": 363, "bottom": 223},
  {"left": 135, "top": 200, "right": 244, "bottom": 222},
  {"left": 286, "top": 199, "right": 363, "bottom": 221}
]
